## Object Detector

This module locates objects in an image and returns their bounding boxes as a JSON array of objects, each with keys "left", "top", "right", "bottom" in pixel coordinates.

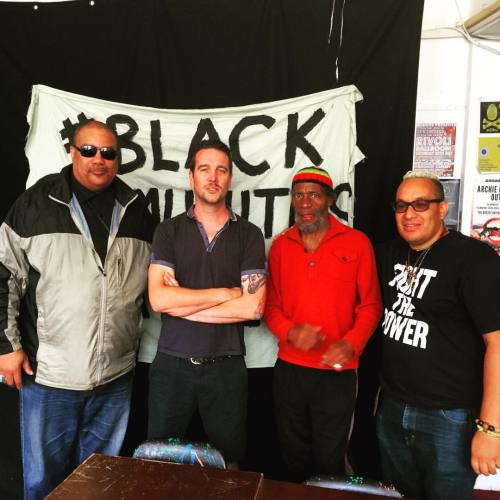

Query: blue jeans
[
  {"left": 20, "top": 371, "right": 133, "bottom": 500},
  {"left": 376, "top": 394, "right": 477, "bottom": 500}
]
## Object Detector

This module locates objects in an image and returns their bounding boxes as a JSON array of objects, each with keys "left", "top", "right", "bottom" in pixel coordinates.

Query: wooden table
[{"left": 46, "top": 454, "right": 393, "bottom": 499}]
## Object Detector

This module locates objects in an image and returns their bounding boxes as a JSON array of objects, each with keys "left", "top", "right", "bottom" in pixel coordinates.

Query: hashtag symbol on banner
[{"left": 59, "top": 113, "right": 93, "bottom": 153}]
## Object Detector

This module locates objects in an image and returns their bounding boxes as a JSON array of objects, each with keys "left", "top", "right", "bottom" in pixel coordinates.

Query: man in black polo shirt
[{"left": 147, "top": 139, "right": 266, "bottom": 467}]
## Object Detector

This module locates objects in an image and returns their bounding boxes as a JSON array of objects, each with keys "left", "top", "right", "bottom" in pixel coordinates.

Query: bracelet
[
  {"left": 475, "top": 419, "right": 500, "bottom": 437},
  {"left": 476, "top": 426, "right": 500, "bottom": 438}
]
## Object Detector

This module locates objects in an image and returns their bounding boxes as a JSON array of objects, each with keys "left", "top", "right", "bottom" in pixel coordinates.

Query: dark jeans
[
  {"left": 148, "top": 351, "right": 247, "bottom": 462},
  {"left": 20, "top": 371, "right": 133, "bottom": 500},
  {"left": 273, "top": 359, "right": 357, "bottom": 483},
  {"left": 376, "top": 394, "right": 477, "bottom": 500}
]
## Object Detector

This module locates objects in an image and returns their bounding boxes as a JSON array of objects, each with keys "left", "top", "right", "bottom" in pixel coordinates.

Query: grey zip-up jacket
[{"left": 0, "top": 166, "right": 155, "bottom": 390}]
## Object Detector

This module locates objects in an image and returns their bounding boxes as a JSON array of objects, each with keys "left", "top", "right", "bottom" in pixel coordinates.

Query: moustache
[{"left": 88, "top": 164, "right": 111, "bottom": 172}]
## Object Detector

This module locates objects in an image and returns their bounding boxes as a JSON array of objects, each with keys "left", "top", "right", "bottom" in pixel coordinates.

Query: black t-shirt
[
  {"left": 376, "top": 231, "right": 500, "bottom": 409},
  {"left": 151, "top": 207, "right": 266, "bottom": 357}
]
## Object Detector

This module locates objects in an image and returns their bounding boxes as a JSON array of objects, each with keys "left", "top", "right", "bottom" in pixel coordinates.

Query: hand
[
  {"left": 471, "top": 430, "right": 500, "bottom": 475},
  {"left": 320, "top": 339, "right": 355, "bottom": 370},
  {"left": 163, "top": 272, "right": 179, "bottom": 287},
  {"left": 287, "top": 323, "right": 324, "bottom": 351},
  {"left": 0, "top": 350, "right": 33, "bottom": 390}
]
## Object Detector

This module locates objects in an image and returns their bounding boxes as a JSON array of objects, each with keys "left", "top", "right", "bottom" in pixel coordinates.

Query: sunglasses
[
  {"left": 392, "top": 198, "right": 443, "bottom": 213},
  {"left": 73, "top": 144, "right": 118, "bottom": 161}
]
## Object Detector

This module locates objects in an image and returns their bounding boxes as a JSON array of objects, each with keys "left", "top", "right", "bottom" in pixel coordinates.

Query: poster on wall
[
  {"left": 480, "top": 101, "right": 500, "bottom": 133},
  {"left": 441, "top": 178, "right": 460, "bottom": 230},
  {"left": 471, "top": 177, "right": 500, "bottom": 255},
  {"left": 477, "top": 136, "right": 500, "bottom": 174},
  {"left": 413, "top": 123, "right": 456, "bottom": 177}
]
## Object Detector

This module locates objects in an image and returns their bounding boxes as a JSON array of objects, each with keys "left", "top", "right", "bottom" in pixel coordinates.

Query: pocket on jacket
[{"left": 327, "top": 249, "right": 358, "bottom": 282}]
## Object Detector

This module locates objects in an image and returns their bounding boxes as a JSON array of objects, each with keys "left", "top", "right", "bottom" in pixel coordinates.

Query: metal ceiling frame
[{"left": 464, "top": 0, "right": 500, "bottom": 36}]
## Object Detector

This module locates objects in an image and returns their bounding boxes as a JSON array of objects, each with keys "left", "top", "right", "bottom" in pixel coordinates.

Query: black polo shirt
[{"left": 151, "top": 206, "right": 266, "bottom": 357}]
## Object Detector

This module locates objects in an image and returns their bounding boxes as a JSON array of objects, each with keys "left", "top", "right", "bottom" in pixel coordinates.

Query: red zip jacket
[{"left": 264, "top": 214, "right": 382, "bottom": 370}]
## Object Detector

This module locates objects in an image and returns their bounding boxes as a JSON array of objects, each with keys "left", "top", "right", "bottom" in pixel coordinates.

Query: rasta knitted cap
[{"left": 291, "top": 166, "right": 333, "bottom": 189}]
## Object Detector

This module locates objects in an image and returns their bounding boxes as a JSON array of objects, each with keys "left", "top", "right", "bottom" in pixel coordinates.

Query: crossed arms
[{"left": 148, "top": 264, "right": 266, "bottom": 323}]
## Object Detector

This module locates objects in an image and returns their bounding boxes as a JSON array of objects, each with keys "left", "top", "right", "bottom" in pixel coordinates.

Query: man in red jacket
[{"left": 264, "top": 166, "right": 382, "bottom": 482}]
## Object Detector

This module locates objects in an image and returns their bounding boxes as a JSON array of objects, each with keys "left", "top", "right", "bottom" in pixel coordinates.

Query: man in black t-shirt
[
  {"left": 147, "top": 140, "right": 266, "bottom": 468},
  {"left": 376, "top": 171, "right": 500, "bottom": 499}
]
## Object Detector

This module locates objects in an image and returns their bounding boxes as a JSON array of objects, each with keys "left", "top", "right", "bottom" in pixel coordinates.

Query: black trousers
[
  {"left": 148, "top": 352, "right": 247, "bottom": 462},
  {"left": 273, "top": 359, "right": 357, "bottom": 483}
]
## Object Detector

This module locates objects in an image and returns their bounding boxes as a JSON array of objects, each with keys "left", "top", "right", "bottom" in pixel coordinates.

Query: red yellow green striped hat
[{"left": 292, "top": 166, "right": 333, "bottom": 189}]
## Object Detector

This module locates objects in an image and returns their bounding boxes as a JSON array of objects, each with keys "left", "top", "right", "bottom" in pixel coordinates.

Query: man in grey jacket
[{"left": 0, "top": 120, "right": 154, "bottom": 500}]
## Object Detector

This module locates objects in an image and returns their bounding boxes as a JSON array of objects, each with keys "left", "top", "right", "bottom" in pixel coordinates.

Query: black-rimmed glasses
[
  {"left": 392, "top": 198, "right": 443, "bottom": 213},
  {"left": 73, "top": 144, "right": 118, "bottom": 161}
]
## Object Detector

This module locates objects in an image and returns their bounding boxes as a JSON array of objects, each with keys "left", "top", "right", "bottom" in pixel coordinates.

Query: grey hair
[
  {"left": 401, "top": 170, "right": 444, "bottom": 200},
  {"left": 402, "top": 170, "right": 440, "bottom": 181}
]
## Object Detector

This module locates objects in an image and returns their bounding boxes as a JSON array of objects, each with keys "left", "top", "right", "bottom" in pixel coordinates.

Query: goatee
[{"left": 295, "top": 213, "right": 324, "bottom": 233}]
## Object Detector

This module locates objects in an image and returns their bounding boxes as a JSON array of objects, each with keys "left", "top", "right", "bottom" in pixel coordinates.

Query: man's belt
[{"left": 188, "top": 355, "right": 238, "bottom": 365}]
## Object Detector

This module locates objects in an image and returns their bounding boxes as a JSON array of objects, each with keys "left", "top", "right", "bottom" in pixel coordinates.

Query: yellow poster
[{"left": 478, "top": 137, "right": 500, "bottom": 173}]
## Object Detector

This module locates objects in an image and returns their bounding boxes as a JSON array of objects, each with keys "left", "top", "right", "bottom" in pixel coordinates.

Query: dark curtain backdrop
[{"left": 0, "top": 0, "right": 424, "bottom": 497}]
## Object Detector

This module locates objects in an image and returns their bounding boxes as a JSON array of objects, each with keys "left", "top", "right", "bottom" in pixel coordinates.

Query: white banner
[{"left": 25, "top": 83, "right": 364, "bottom": 368}]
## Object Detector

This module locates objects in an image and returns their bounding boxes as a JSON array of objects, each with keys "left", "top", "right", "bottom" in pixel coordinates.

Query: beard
[{"left": 295, "top": 212, "right": 325, "bottom": 233}]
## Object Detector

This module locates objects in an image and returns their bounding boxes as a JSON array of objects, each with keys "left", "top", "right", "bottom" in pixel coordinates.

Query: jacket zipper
[
  {"left": 50, "top": 192, "right": 138, "bottom": 386},
  {"left": 96, "top": 266, "right": 108, "bottom": 384}
]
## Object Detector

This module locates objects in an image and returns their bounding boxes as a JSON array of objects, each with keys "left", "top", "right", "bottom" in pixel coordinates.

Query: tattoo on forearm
[
  {"left": 242, "top": 273, "right": 266, "bottom": 294},
  {"left": 254, "top": 294, "right": 266, "bottom": 320}
]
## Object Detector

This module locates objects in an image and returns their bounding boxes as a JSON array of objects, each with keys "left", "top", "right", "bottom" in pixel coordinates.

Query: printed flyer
[
  {"left": 413, "top": 123, "right": 456, "bottom": 177},
  {"left": 441, "top": 178, "right": 460, "bottom": 230},
  {"left": 471, "top": 177, "right": 500, "bottom": 254},
  {"left": 480, "top": 101, "right": 500, "bottom": 134},
  {"left": 477, "top": 136, "right": 500, "bottom": 174}
]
